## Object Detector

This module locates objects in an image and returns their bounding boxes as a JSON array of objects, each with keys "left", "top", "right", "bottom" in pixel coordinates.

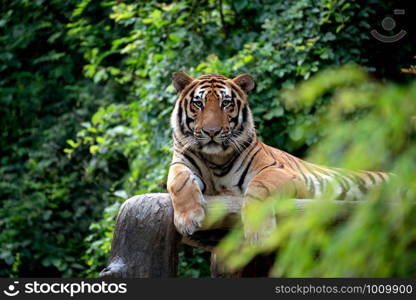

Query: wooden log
[
  {"left": 100, "top": 193, "right": 364, "bottom": 278},
  {"left": 100, "top": 194, "right": 180, "bottom": 278}
]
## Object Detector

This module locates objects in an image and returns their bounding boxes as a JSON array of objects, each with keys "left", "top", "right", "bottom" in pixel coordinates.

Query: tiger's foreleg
[
  {"left": 167, "top": 163, "right": 206, "bottom": 236},
  {"left": 243, "top": 168, "right": 307, "bottom": 245}
]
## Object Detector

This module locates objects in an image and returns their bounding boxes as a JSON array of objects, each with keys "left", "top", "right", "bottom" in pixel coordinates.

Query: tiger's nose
[{"left": 203, "top": 127, "right": 222, "bottom": 137}]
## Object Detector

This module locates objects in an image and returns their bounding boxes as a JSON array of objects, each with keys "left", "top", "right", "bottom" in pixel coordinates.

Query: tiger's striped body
[{"left": 168, "top": 72, "right": 388, "bottom": 237}]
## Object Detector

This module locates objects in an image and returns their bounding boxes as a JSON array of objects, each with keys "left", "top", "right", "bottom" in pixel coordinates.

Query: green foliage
[
  {"left": 1, "top": 0, "right": 414, "bottom": 277},
  {"left": 178, "top": 246, "right": 211, "bottom": 278},
  {"left": 217, "top": 66, "right": 416, "bottom": 277},
  {"left": 0, "top": 0, "right": 124, "bottom": 277}
]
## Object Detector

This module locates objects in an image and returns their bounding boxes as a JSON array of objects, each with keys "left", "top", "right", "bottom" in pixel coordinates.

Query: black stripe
[
  {"left": 176, "top": 175, "right": 190, "bottom": 193},
  {"left": 314, "top": 166, "right": 331, "bottom": 176},
  {"left": 181, "top": 81, "right": 199, "bottom": 96},
  {"left": 173, "top": 133, "right": 185, "bottom": 148},
  {"left": 206, "top": 153, "right": 238, "bottom": 169},
  {"left": 365, "top": 172, "right": 376, "bottom": 184},
  {"left": 343, "top": 172, "right": 367, "bottom": 194},
  {"left": 170, "top": 161, "right": 189, "bottom": 168},
  {"left": 230, "top": 115, "right": 239, "bottom": 126},
  {"left": 235, "top": 94, "right": 241, "bottom": 112},
  {"left": 241, "top": 105, "right": 248, "bottom": 124},
  {"left": 301, "top": 174, "right": 314, "bottom": 197},
  {"left": 287, "top": 157, "right": 314, "bottom": 196},
  {"left": 185, "top": 114, "right": 194, "bottom": 130},
  {"left": 183, "top": 153, "right": 202, "bottom": 177},
  {"left": 232, "top": 106, "right": 248, "bottom": 138},
  {"left": 376, "top": 172, "right": 387, "bottom": 182},
  {"left": 232, "top": 85, "right": 245, "bottom": 99},
  {"left": 198, "top": 80, "right": 210, "bottom": 85},
  {"left": 229, "top": 98, "right": 241, "bottom": 128},
  {"left": 286, "top": 156, "right": 312, "bottom": 195},
  {"left": 231, "top": 91, "right": 237, "bottom": 101},
  {"left": 301, "top": 173, "right": 311, "bottom": 194},
  {"left": 245, "top": 192, "right": 263, "bottom": 201},
  {"left": 284, "top": 153, "right": 300, "bottom": 170},
  {"left": 185, "top": 93, "right": 195, "bottom": 129},
  {"left": 237, "top": 148, "right": 261, "bottom": 192},
  {"left": 177, "top": 105, "right": 186, "bottom": 134},
  {"left": 198, "top": 79, "right": 223, "bottom": 85},
  {"left": 332, "top": 171, "right": 350, "bottom": 200},
  {"left": 235, "top": 139, "right": 259, "bottom": 172},
  {"left": 176, "top": 99, "right": 194, "bottom": 136},
  {"left": 307, "top": 175, "right": 315, "bottom": 197},
  {"left": 213, "top": 154, "right": 241, "bottom": 177},
  {"left": 303, "top": 164, "right": 325, "bottom": 195},
  {"left": 169, "top": 162, "right": 207, "bottom": 194},
  {"left": 315, "top": 171, "right": 325, "bottom": 195},
  {"left": 255, "top": 161, "right": 277, "bottom": 175},
  {"left": 189, "top": 90, "right": 195, "bottom": 99},
  {"left": 198, "top": 84, "right": 224, "bottom": 89}
]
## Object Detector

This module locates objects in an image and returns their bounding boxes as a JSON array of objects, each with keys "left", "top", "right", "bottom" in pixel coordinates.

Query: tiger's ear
[
  {"left": 172, "top": 72, "right": 194, "bottom": 93},
  {"left": 232, "top": 74, "right": 255, "bottom": 93}
]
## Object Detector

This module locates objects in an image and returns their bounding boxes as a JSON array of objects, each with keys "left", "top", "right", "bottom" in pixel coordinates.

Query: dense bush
[
  {"left": 0, "top": 0, "right": 104, "bottom": 277},
  {"left": 0, "top": 0, "right": 414, "bottom": 277}
]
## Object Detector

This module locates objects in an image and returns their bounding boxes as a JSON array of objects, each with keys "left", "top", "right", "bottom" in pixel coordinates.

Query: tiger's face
[{"left": 172, "top": 73, "right": 255, "bottom": 155}]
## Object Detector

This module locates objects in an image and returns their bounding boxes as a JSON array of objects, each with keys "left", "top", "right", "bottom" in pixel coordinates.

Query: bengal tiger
[{"left": 168, "top": 72, "right": 388, "bottom": 240}]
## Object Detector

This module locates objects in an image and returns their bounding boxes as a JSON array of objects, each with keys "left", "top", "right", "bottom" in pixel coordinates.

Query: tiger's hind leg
[
  {"left": 242, "top": 167, "right": 307, "bottom": 245},
  {"left": 167, "top": 163, "right": 206, "bottom": 236}
]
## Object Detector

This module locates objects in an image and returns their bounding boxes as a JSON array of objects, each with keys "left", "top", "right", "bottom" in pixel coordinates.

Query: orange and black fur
[{"left": 168, "top": 72, "right": 388, "bottom": 239}]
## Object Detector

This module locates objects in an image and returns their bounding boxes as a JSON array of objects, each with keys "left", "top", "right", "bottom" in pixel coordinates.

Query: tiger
[{"left": 167, "top": 72, "right": 389, "bottom": 240}]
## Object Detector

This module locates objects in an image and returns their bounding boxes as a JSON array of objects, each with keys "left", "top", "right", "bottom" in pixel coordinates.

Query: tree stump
[
  {"left": 99, "top": 193, "right": 361, "bottom": 278},
  {"left": 99, "top": 194, "right": 180, "bottom": 277}
]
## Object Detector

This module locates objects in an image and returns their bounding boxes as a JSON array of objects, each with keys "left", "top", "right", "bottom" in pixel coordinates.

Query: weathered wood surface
[
  {"left": 100, "top": 194, "right": 180, "bottom": 278},
  {"left": 100, "top": 193, "right": 362, "bottom": 278}
]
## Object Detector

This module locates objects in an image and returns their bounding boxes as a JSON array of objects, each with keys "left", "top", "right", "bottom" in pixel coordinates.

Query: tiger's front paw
[{"left": 174, "top": 205, "right": 205, "bottom": 236}]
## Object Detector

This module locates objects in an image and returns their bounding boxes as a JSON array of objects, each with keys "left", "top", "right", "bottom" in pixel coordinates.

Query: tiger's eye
[
  {"left": 222, "top": 100, "right": 232, "bottom": 107},
  {"left": 193, "top": 99, "right": 203, "bottom": 108}
]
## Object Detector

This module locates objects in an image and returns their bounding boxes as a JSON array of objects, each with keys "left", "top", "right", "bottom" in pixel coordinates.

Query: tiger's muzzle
[{"left": 202, "top": 127, "right": 222, "bottom": 137}]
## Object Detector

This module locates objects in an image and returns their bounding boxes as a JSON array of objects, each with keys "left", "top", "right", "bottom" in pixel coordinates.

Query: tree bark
[
  {"left": 100, "top": 193, "right": 362, "bottom": 278},
  {"left": 100, "top": 194, "right": 180, "bottom": 278}
]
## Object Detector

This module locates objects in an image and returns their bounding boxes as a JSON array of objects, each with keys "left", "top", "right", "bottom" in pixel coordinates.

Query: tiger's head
[{"left": 171, "top": 72, "right": 256, "bottom": 155}]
